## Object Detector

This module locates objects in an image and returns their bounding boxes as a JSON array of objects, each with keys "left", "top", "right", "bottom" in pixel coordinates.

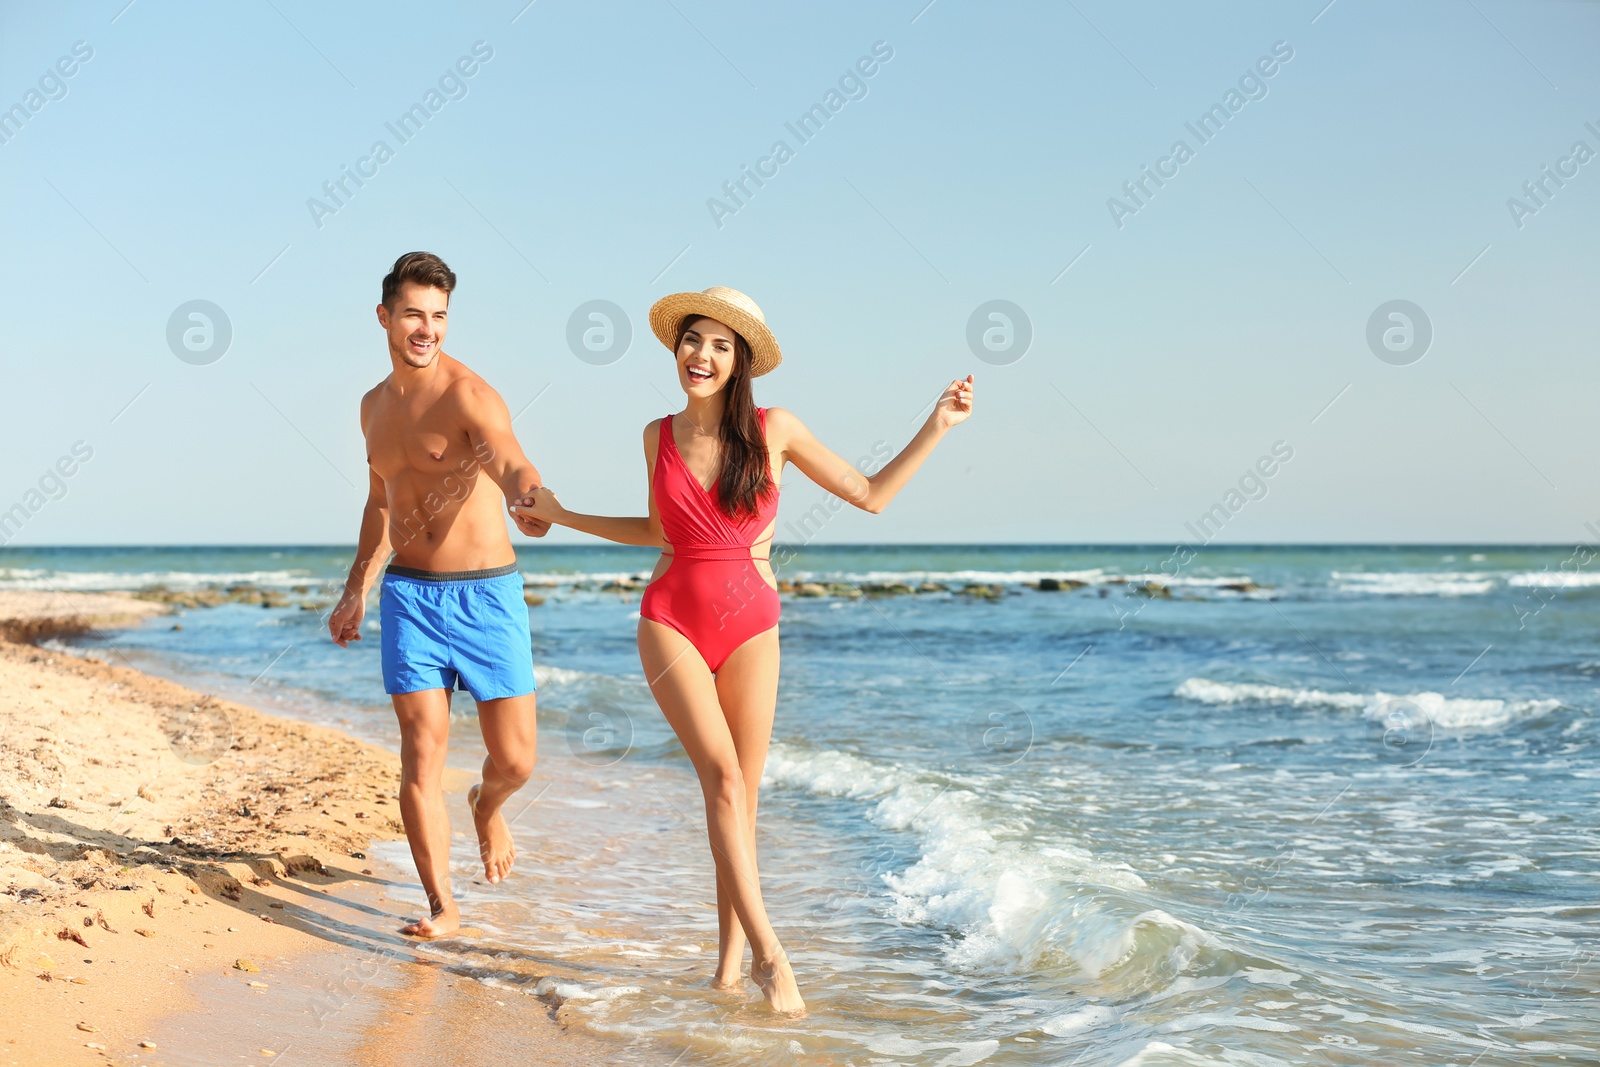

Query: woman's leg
[
  {"left": 708, "top": 627, "right": 780, "bottom": 986},
  {"left": 638, "top": 618, "right": 803, "bottom": 1012}
]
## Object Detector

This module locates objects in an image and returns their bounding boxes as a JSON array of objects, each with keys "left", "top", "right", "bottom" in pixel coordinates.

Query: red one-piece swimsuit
[{"left": 639, "top": 408, "right": 781, "bottom": 672}]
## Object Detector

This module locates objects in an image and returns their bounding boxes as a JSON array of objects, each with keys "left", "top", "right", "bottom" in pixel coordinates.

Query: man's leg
[
  {"left": 393, "top": 688, "right": 459, "bottom": 937},
  {"left": 470, "top": 692, "right": 537, "bottom": 884}
]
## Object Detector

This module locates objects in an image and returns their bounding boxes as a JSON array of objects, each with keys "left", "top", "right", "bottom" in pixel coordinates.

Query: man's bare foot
[
  {"left": 400, "top": 900, "right": 460, "bottom": 939},
  {"left": 751, "top": 948, "right": 805, "bottom": 1014},
  {"left": 468, "top": 784, "right": 515, "bottom": 884}
]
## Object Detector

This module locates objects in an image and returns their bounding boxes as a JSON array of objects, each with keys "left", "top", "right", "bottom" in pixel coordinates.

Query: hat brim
[{"left": 649, "top": 293, "right": 782, "bottom": 377}]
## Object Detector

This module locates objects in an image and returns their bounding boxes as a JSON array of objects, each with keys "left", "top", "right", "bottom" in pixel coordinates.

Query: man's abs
[{"left": 378, "top": 456, "right": 515, "bottom": 572}]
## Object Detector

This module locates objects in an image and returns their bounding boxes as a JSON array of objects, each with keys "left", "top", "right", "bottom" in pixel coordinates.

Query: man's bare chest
[{"left": 366, "top": 399, "right": 476, "bottom": 479}]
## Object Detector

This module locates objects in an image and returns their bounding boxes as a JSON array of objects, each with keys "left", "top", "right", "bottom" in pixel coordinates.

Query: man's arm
[
  {"left": 458, "top": 379, "right": 549, "bottom": 537},
  {"left": 347, "top": 464, "right": 393, "bottom": 596},
  {"left": 330, "top": 464, "right": 392, "bottom": 646}
]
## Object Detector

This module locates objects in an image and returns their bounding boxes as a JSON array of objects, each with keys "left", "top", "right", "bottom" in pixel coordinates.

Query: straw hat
[{"left": 648, "top": 286, "right": 782, "bottom": 377}]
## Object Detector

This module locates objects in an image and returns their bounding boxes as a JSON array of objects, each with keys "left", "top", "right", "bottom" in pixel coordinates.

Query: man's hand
[
  {"left": 329, "top": 591, "right": 366, "bottom": 647},
  {"left": 510, "top": 489, "right": 553, "bottom": 538},
  {"left": 512, "top": 486, "right": 565, "bottom": 533}
]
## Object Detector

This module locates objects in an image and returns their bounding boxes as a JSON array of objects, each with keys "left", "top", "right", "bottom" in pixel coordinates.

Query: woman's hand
[
  {"left": 931, "top": 374, "right": 975, "bottom": 430},
  {"left": 511, "top": 486, "right": 565, "bottom": 534}
]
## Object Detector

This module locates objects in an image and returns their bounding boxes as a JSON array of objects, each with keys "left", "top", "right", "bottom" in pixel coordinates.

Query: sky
[{"left": 2, "top": 0, "right": 1597, "bottom": 546}]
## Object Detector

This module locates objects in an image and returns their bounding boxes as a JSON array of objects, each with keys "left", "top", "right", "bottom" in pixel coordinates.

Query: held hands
[
  {"left": 328, "top": 592, "right": 365, "bottom": 647},
  {"left": 931, "top": 374, "right": 975, "bottom": 430},
  {"left": 510, "top": 486, "right": 563, "bottom": 536}
]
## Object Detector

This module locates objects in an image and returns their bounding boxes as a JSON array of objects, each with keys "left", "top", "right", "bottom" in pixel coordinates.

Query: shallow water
[{"left": 11, "top": 544, "right": 1598, "bottom": 1065}]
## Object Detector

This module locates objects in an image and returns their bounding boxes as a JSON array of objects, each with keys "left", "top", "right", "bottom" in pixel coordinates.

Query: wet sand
[{"left": 0, "top": 591, "right": 618, "bottom": 1067}]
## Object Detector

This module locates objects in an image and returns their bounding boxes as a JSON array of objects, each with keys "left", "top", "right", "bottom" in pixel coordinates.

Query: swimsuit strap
[{"left": 657, "top": 413, "right": 675, "bottom": 465}]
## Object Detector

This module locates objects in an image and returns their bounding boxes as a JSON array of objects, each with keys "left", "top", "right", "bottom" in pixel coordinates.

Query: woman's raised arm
[{"left": 772, "top": 375, "right": 973, "bottom": 514}]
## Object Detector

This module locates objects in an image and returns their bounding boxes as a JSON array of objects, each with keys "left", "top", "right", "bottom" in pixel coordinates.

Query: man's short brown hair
[{"left": 381, "top": 251, "right": 456, "bottom": 307}]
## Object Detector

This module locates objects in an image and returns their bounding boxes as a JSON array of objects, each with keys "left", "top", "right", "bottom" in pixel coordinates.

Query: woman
[{"left": 515, "top": 287, "right": 973, "bottom": 1012}]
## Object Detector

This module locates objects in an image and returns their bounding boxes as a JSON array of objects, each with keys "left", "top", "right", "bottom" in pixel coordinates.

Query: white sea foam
[
  {"left": 763, "top": 743, "right": 1225, "bottom": 993},
  {"left": 860, "top": 1034, "right": 1000, "bottom": 1065},
  {"left": 761, "top": 744, "right": 909, "bottom": 799},
  {"left": 1113, "top": 1041, "right": 1231, "bottom": 1066},
  {"left": 1041, "top": 1004, "right": 1121, "bottom": 1037},
  {"left": 1159, "top": 1011, "right": 1300, "bottom": 1034},
  {"left": 534, "top": 664, "right": 590, "bottom": 687},
  {"left": 785, "top": 567, "right": 1261, "bottom": 591},
  {"left": 509, "top": 565, "right": 1270, "bottom": 598},
  {"left": 519, "top": 570, "right": 651, "bottom": 588},
  {"left": 793, "top": 567, "right": 1111, "bottom": 586},
  {"left": 0, "top": 568, "right": 318, "bottom": 591},
  {"left": 1138, "top": 576, "right": 1265, "bottom": 589},
  {"left": 531, "top": 976, "right": 642, "bottom": 1002},
  {"left": 1175, "top": 678, "right": 1562, "bottom": 731},
  {"left": 1331, "top": 571, "right": 1495, "bottom": 596},
  {"left": 1507, "top": 570, "right": 1600, "bottom": 589}
]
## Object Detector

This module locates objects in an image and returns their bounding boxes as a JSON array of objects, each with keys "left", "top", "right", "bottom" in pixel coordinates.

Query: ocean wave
[
  {"left": 761, "top": 744, "right": 909, "bottom": 798},
  {"left": 1506, "top": 570, "right": 1600, "bottom": 589},
  {"left": 1175, "top": 677, "right": 1562, "bottom": 731},
  {"left": 763, "top": 743, "right": 1230, "bottom": 995},
  {"left": 1330, "top": 571, "right": 1495, "bottom": 597},
  {"left": 534, "top": 664, "right": 591, "bottom": 687},
  {"left": 518, "top": 566, "right": 1123, "bottom": 589},
  {"left": 519, "top": 570, "right": 651, "bottom": 588},
  {"left": 518, "top": 564, "right": 1271, "bottom": 593},
  {"left": 530, "top": 976, "right": 643, "bottom": 1003},
  {"left": 1113, "top": 1040, "right": 1233, "bottom": 1066},
  {"left": 0, "top": 568, "right": 320, "bottom": 592},
  {"left": 1041, "top": 1004, "right": 1122, "bottom": 1037},
  {"left": 793, "top": 567, "right": 1111, "bottom": 585},
  {"left": 859, "top": 1035, "right": 1000, "bottom": 1065},
  {"left": 785, "top": 567, "right": 1263, "bottom": 591},
  {"left": 1113, "top": 1036, "right": 1273, "bottom": 1062}
]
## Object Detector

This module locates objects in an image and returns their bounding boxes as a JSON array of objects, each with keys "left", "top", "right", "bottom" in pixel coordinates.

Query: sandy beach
[{"left": 0, "top": 592, "right": 613, "bottom": 1067}]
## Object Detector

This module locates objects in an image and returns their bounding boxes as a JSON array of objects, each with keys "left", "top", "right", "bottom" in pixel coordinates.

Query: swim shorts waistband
[{"left": 384, "top": 562, "right": 520, "bottom": 583}]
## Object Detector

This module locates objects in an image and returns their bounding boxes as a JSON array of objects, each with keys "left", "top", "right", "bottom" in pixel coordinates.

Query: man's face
[{"left": 377, "top": 282, "right": 449, "bottom": 368}]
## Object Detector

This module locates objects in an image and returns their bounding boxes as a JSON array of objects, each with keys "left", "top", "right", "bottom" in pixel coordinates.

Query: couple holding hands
[{"left": 329, "top": 251, "right": 975, "bottom": 1012}]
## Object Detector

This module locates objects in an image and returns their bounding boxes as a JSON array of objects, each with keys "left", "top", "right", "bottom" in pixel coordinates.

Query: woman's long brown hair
[{"left": 677, "top": 316, "right": 773, "bottom": 519}]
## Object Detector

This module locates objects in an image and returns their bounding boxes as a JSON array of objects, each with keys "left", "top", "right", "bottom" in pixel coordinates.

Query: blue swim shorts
[{"left": 379, "top": 563, "right": 537, "bottom": 701}]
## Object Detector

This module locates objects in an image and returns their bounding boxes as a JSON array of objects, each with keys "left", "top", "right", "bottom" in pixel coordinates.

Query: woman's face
[{"left": 676, "top": 317, "right": 737, "bottom": 398}]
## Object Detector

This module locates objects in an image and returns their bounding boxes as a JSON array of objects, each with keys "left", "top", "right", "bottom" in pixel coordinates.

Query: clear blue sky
[{"left": 3, "top": 0, "right": 1597, "bottom": 546}]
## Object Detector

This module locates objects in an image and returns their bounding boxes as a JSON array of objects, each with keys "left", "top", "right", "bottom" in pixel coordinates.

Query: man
[{"left": 329, "top": 251, "right": 547, "bottom": 938}]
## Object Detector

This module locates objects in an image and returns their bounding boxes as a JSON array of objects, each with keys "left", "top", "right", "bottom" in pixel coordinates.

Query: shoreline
[{"left": 0, "top": 592, "right": 617, "bottom": 1067}]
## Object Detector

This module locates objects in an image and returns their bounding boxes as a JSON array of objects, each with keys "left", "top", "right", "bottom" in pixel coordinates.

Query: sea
[{"left": 4, "top": 544, "right": 1596, "bottom": 1066}]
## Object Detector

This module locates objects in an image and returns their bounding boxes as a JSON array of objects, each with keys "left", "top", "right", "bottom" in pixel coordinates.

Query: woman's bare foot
[
  {"left": 751, "top": 948, "right": 805, "bottom": 1014},
  {"left": 400, "top": 900, "right": 460, "bottom": 939},
  {"left": 468, "top": 784, "right": 515, "bottom": 884},
  {"left": 710, "top": 969, "right": 744, "bottom": 991}
]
